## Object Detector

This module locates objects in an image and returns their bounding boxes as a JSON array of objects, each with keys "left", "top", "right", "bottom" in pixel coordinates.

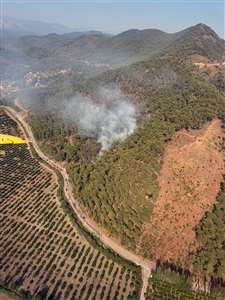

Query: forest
[{"left": 29, "top": 56, "right": 225, "bottom": 274}]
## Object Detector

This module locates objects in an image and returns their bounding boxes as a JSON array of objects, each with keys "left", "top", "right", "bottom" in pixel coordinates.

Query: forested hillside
[
  {"left": 17, "top": 23, "right": 225, "bottom": 296},
  {"left": 30, "top": 56, "right": 225, "bottom": 259}
]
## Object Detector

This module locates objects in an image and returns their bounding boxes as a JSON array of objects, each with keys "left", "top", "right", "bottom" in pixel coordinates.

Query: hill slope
[
  {"left": 29, "top": 56, "right": 225, "bottom": 261},
  {"left": 19, "top": 24, "right": 225, "bottom": 294}
]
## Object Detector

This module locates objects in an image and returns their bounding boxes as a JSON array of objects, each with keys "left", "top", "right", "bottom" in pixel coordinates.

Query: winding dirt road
[{"left": 2, "top": 104, "right": 155, "bottom": 300}]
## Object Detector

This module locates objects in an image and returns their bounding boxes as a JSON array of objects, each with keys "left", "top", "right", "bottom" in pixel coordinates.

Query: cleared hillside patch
[{"left": 139, "top": 119, "right": 225, "bottom": 264}]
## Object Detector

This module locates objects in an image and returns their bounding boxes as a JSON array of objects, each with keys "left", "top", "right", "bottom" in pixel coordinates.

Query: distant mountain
[
  {"left": 18, "top": 31, "right": 106, "bottom": 54},
  {"left": 17, "top": 27, "right": 173, "bottom": 66},
  {"left": 14, "top": 31, "right": 108, "bottom": 73},
  {"left": 1, "top": 16, "right": 74, "bottom": 37},
  {"left": 0, "top": 16, "right": 106, "bottom": 79},
  {"left": 1, "top": 23, "right": 224, "bottom": 79},
  {"left": 18, "top": 23, "right": 225, "bottom": 66}
]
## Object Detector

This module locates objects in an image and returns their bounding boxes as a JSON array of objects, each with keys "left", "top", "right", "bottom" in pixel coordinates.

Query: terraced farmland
[{"left": 0, "top": 110, "right": 141, "bottom": 300}]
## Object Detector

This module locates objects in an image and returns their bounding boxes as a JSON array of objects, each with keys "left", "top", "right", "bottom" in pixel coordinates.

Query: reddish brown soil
[
  {"left": 190, "top": 54, "right": 225, "bottom": 80},
  {"left": 139, "top": 119, "right": 225, "bottom": 265},
  {"left": 190, "top": 54, "right": 211, "bottom": 64}
]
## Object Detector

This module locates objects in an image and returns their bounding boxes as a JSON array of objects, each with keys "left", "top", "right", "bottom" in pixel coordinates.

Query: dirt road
[{"left": 2, "top": 104, "right": 155, "bottom": 300}]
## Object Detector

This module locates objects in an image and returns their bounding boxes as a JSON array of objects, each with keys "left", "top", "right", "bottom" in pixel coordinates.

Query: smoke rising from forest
[{"left": 61, "top": 86, "right": 137, "bottom": 152}]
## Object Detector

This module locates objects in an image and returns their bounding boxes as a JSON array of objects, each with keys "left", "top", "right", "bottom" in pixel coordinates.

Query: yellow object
[{"left": 0, "top": 134, "right": 26, "bottom": 144}]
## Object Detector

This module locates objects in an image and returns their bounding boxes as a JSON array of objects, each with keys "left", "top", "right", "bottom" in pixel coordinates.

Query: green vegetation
[
  {"left": 166, "top": 23, "right": 225, "bottom": 61},
  {"left": 210, "top": 70, "right": 225, "bottom": 92},
  {"left": 30, "top": 115, "right": 100, "bottom": 162},
  {"left": 27, "top": 47, "right": 225, "bottom": 298},
  {"left": 30, "top": 58, "right": 225, "bottom": 257},
  {"left": 145, "top": 262, "right": 225, "bottom": 300},
  {"left": 191, "top": 178, "right": 225, "bottom": 282},
  {"left": 0, "top": 111, "right": 142, "bottom": 300},
  {"left": 2, "top": 21, "right": 225, "bottom": 298},
  {"left": 70, "top": 59, "right": 225, "bottom": 253},
  {"left": 27, "top": 118, "right": 143, "bottom": 300},
  {"left": 145, "top": 276, "right": 217, "bottom": 300}
]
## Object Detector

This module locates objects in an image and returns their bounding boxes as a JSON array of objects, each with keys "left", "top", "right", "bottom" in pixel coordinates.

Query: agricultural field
[
  {"left": 0, "top": 110, "right": 141, "bottom": 300},
  {"left": 0, "top": 113, "right": 22, "bottom": 136}
]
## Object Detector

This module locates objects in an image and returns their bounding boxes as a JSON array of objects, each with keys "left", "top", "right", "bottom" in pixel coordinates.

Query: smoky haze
[{"left": 61, "top": 86, "right": 137, "bottom": 152}]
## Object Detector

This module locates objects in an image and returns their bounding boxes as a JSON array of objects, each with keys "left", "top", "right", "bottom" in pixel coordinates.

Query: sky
[{"left": 2, "top": 0, "right": 225, "bottom": 37}]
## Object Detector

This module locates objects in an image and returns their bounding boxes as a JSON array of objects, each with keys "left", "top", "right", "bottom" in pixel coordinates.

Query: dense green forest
[
  {"left": 191, "top": 179, "right": 225, "bottom": 287},
  {"left": 30, "top": 57, "right": 225, "bottom": 262},
  {"left": 144, "top": 237, "right": 225, "bottom": 300},
  {"left": 145, "top": 275, "right": 219, "bottom": 300}
]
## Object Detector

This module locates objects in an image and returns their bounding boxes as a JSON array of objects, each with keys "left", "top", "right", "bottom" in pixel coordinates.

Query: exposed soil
[
  {"left": 139, "top": 119, "right": 225, "bottom": 265},
  {"left": 190, "top": 54, "right": 211, "bottom": 64},
  {"left": 190, "top": 54, "right": 225, "bottom": 80}
]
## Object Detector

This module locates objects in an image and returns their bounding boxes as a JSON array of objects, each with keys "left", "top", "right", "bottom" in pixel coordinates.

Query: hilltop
[
  {"left": 1, "top": 23, "right": 224, "bottom": 80},
  {"left": 18, "top": 23, "right": 225, "bottom": 65}
]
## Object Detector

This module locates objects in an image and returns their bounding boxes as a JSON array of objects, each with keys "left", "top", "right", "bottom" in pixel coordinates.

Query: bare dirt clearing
[
  {"left": 190, "top": 54, "right": 225, "bottom": 80},
  {"left": 139, "top": 119, "right": 225, "bottom": 265}
]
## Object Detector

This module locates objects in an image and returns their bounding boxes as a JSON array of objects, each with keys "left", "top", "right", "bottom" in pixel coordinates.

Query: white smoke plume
[{"left": 61, "top": 86, "right": 136, "bottom": 152}]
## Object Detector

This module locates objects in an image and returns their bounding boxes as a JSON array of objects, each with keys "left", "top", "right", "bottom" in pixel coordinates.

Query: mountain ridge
[
  {"left": 1, "top": 16, "right": 75, "bottom": 36},
  {"left": 18, "top": 23, "right": 225, "bottom": 65},
  {"left": 1, "top": 23, "right": 224, "bottom": 80}
]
